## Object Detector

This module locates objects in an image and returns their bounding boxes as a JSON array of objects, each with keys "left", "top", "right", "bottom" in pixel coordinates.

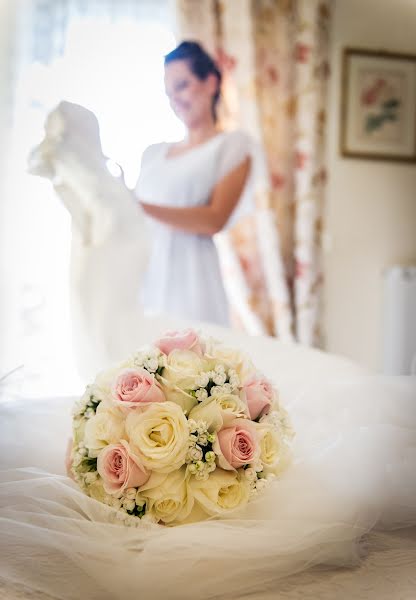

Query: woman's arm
[{"left": 139, "top": 156, "right": 251, "bottom": 236}]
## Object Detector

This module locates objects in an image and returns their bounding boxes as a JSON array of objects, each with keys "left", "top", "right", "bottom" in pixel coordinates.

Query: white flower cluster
[
  {"left": 70, "top": 441, "right": 98, "bottom": 488},
  {"left": 103, "top": 486, "right": 146, "bottom": 515},
  {"left": 72, "top": 385, "right": 101, "bottom": 418},
  {"left": 100, "top": 489, "right": 157, "bottom": 528},
  {"left": 249, "top": 472, "right": 276, "bottom": 498},
  {"left": 259, "top": 405, "right": 294, "bottom": 439},
  {"left": 130, "top": 348, "right": 166, "bottom": 373},
  {"left": 72, "top": 441, "right": 89, "bottom": 468},
  {"left": 186, "top": 419, "right": 217, "bottom": 481},
  {"left": 194, "top": 365, "right": 240, "bottom": 402}
]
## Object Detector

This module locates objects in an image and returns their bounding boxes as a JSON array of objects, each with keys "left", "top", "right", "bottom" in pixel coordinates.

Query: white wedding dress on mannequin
[{"left": 0, "top": 102, "right": 415, "bottom": 600}]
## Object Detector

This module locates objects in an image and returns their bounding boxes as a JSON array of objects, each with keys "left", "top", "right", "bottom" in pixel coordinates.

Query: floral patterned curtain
[{"left": 174, "top": 0, "right": 331, "bottom": 346}]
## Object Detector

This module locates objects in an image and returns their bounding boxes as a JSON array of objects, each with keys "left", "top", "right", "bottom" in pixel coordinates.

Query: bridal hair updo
[{"left": 164, "top": 41, "right": 222, "bottom": 122}]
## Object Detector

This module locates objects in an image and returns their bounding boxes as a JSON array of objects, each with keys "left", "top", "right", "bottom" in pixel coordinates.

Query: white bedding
[
  {"left": 1, "top": 338, "right": 415, "bottom": 600},
  {"left": 1, "top": 528, "right": 415, "bottom": 599}
]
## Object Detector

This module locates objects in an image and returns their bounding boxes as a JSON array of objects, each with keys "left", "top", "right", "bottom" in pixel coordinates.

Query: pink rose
[
  {"left": 97, "top": 441, "right": 150, "bottom": 495},
  {"left": 214, "top": 420, "right": 259, "bottom": 470},
  {"left": 243, "top": 378, "right": 274, "bottom": 420},
  {"left": 155, "top": 329, "right": 203, "bottom": 356},
  {"left": 112, "top": 368, "right": 165, "bottom": 408}
]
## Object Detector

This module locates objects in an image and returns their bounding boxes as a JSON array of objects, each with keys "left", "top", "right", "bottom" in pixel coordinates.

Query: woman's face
[{"left": 164, "top": 60, "right": 217, "bottom": 128}]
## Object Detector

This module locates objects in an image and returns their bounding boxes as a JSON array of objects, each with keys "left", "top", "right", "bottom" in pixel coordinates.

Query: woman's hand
[{"left": 139, "top": 156, "right": 251, "bottom": 236}]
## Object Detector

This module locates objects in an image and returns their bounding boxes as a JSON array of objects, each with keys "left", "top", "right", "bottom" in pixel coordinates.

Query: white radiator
[{"left": 382, "top": 266, "right": 416, "bottom": 375}]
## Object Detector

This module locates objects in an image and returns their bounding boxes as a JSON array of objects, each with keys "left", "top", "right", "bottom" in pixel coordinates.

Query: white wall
[{"left": 323, "top": 0, "right": 416, "bottom": 371}]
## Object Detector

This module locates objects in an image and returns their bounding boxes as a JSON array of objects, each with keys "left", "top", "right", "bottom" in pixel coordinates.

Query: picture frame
[{"left": 340, "top": 48, "right": 416, "bottom": 162}]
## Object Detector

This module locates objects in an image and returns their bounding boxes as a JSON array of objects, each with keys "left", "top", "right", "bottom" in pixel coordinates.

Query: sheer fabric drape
[{"left": 174, "top": 0, "right": 331, "bottom": 345}]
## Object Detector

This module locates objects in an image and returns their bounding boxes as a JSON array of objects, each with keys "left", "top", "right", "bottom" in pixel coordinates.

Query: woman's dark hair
[{"left": 164, "top": 41, "right": 222, "bottom": 122}]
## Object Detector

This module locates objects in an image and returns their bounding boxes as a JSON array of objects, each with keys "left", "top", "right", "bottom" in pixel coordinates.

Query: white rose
[
  {"left": 264, "top": 440, "right": 292, "bottom": 477},
  {"left": 157, "top": 350, "right": 209, "bottom": 413},
  {"left": 188, "top": 398, "right": 223, "bottom": 432},
  {"left": 189, "top": 393, "right": 248, "bottom": 432},
  {"left": 159, "top": 385, "right": 198, "bottom": 416},
  {"left": 87, "top": 480, "right": 110, "bottom": 504},
  {"left": 204, "top": 341, "right": 242, "bottom": 368},
  {"left": 139, "top": 467, "right": 194, "bottom": 524},
  {"left": 258, "top": 426, "right": 281, "bottom": 466},
  {"left": 126, "top": 401, "right": 189, "bottom": 473},
  {"left": 204, "top": 342, "right": 255, "bottom": 382},
  {"left": 190, "top": 468, "right": 249, "bottom": 516},
  {"left": 92, "top": 367, "right": 122, "bottom": 404},
  {"left": 161, "top": 350, "right": 205, "bottom": 391},
  {"left": 83, "top": 408, "right": 125, "bottom": 457},
  {"left": 215, "top": 392, "right": 248, "bottom": 424}
]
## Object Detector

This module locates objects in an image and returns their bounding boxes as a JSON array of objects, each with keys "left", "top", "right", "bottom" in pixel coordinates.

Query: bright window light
[{"left": 4, "top": 16, "right": 183, "bottom": 396}]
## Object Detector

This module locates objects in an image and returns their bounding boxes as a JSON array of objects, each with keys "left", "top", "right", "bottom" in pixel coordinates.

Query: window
[{"left": 2, "top": 4, "right": 182, "bottom": 395}]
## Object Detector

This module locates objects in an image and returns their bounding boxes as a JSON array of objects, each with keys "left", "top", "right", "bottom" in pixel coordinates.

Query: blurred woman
[{"left": 135, "top": 41, "right": 254, "bottom": 325}]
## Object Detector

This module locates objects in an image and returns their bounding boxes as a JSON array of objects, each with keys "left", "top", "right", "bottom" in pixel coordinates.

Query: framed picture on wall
[{"left": 341, "top": 48, "right": 416, "bottom": 162}]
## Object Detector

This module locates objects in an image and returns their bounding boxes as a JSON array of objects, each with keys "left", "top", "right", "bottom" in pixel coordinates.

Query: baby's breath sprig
[
  {"left": 72, "top": 385, "right": 101, "bottom": 418},
  {"left": 130, "top": 347, "right": 166, "bottom": 376},
  {"left": 245, "top": 469, "right": 276, "bottom": 498},
  {"left": 71, "top": 442, "right": 98, "bottom": 487},
  {"left": 193, "top": 365, "right": 241, "bottom": 403},
  {"left": 102, "top": 488, "right": 147, "bottom": 519},
  {"left": 186, "top": 419, "right": 217, "bottom": 481},
  {"left": 119, "top": 488, "right": 147, "bottom": 518}
]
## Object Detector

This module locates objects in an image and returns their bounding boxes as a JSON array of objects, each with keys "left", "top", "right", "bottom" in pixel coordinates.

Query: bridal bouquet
[{"left": 69, "top": 330, "right": 293, "bottom": 526}]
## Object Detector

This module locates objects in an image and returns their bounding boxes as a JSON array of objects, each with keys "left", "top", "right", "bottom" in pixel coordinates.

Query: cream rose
[
  {"left": 259, "top": 426, "right": 281, "bottom": 466},
  {"left": 189, "top": 393, "right": 248, "bottom": 432},
  {"left": 126, "top": 401, "right": 189, "bottom": 473},
  {"left": 190, "top": 469, "right": 249, "bottom": 516},
  {"left": 264, "top": 439, "right": 292, "bottom": 477},
  {"left": 215, "top": 392, "right": 248, "bottom": 424},
  {"left": 204, "top": 341, "right": 243, "bottom": 368},
  {"left": 139, "top": 467, "right": 194, "bottom": 524},
  {"left": 159, "top": 386, "right": 198, "bottom": 416},
  {"left": 92, "top": 367, "right": 122, "bottom": 404},
  {"left": 204, "top": 342, "right": 256, "bottom": 381},
  {"left": 84, "top": 408, "right": 125, "bottom": 457},
  {"left": 65, "top": 438, "right": 74, "bottom": 480},
  {"left": 160, "top": 350, "right": 205, "bottom": 391},
  {"left": 88, "top": 480, "right": 111, "bottom": 504},
  {"left": 188, "top": 398, "right": 222, "bottom": 432}
]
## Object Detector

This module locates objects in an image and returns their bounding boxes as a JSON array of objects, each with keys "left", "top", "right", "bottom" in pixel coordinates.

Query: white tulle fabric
[{"left": 1, "top": 373, "right": 415, "bottom": 600}]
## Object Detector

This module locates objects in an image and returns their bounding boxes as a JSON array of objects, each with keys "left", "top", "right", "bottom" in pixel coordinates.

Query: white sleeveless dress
[{"left": 134, "top": 130, "right": 255, "bottom": 326}]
